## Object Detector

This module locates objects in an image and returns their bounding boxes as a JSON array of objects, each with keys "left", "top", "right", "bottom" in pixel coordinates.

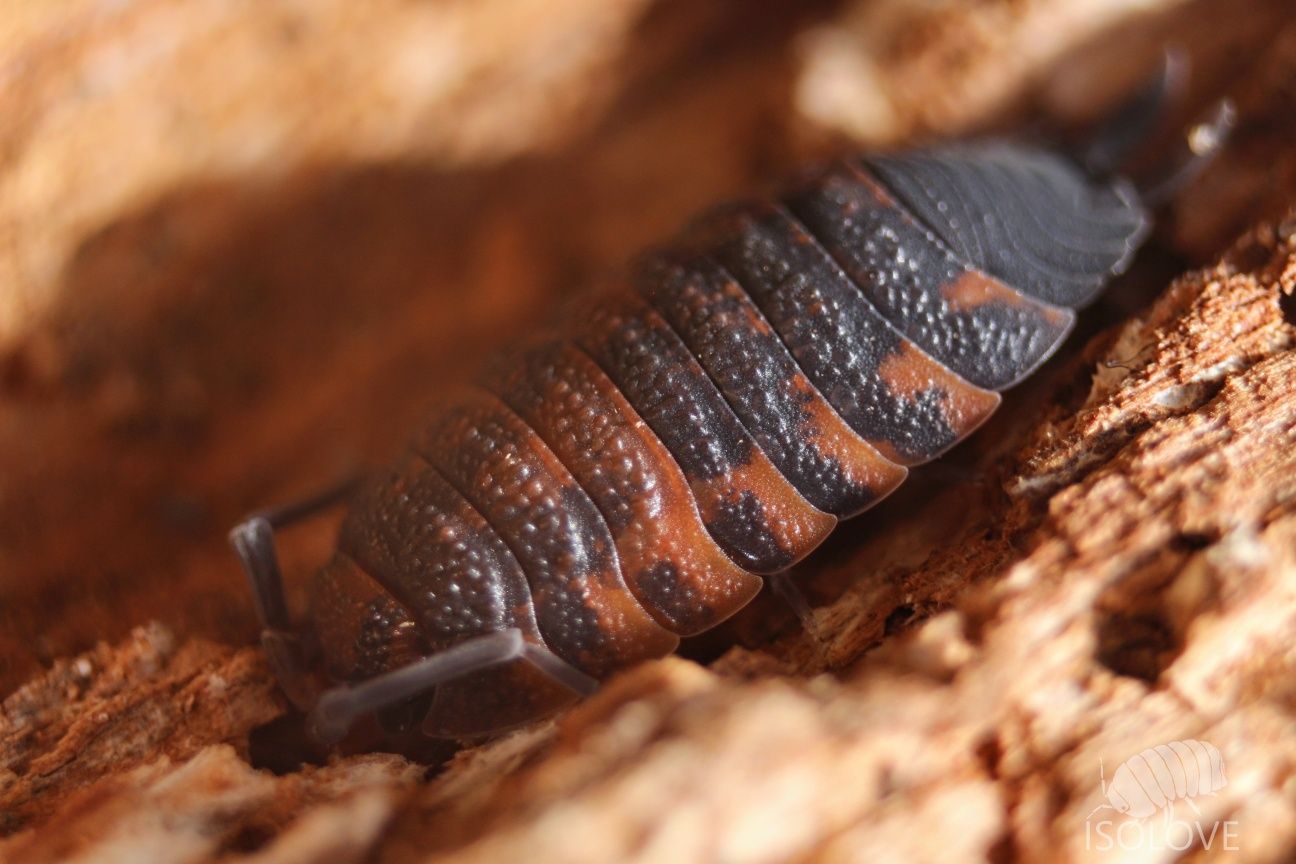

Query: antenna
[
  {"left": 1138, "top": 99, "right": 1236, "bottom": 206},
  {"left": 1083, "top": 757, "right": 1115, "bottom": 821}
]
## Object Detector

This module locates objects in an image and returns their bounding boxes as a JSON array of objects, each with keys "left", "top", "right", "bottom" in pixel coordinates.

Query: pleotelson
[{"left": 318, "top": 144, "right": 1147, "bottom": 735}]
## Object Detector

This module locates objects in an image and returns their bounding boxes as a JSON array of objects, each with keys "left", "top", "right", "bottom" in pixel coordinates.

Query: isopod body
[
  {"left": 238, "top": 140, "right": 1153, "bottom": 742},
  {"left": 1097, "top": 740, "right": 1228, "bottom": 819}
]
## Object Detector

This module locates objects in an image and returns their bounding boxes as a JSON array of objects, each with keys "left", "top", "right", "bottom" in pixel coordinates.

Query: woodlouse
[
  {"left": 230, "top": 82, "right": 1233, "bottom": 746},
  {"left": 1089, "top": 740, "right": 1228, "bottom": 821}
]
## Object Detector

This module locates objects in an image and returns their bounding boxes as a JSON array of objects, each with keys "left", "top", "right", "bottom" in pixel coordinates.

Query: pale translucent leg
[
  {"left": 307, "top": 628, "right": 598, "bottom": 743},
  {"left": 228, "top": 477, "right": 358, "bottom": 709}
]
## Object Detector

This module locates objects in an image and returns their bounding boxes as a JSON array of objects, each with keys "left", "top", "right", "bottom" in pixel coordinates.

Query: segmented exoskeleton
[
  {"left": 1089, "top": 740, "right": 1227, "bottom": 821},
  {"left": 231, "top": 85, "right": 1231, "bottom": 745}
]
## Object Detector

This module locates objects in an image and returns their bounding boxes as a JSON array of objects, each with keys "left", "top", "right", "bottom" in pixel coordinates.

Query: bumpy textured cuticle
[{"left": 301, "top": 139, "right": 1147, "bottom": 738}]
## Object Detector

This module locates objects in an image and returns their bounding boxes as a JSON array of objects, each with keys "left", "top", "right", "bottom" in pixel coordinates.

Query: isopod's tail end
[
  {"left": 1082, "top": 48, "right": 1188, "bottom": 178},
  {"left": 1080, "top": 47, "right": 1236, "bottom": 207},
  {"left": 1136, "top": 98, "right": 1235, "bottom": 207}
]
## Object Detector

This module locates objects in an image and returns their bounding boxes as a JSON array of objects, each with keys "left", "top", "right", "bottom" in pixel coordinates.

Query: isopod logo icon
[
  {"left": 1090, "top": 740, "right": 1226, "bottom": 820},
  {"left": 1085, "top": 740, "right": 1241, "bottom": 853}
]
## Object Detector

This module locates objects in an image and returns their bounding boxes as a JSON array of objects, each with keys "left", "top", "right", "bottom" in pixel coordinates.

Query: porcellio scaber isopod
[{"left": 230, "top": 85, "right": 1232, "bottom": 746}]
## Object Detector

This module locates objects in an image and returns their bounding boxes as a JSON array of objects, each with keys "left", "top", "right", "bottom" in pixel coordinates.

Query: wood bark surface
[{"left": 3, "top": 1, "right": 1296, "bottom": 862}]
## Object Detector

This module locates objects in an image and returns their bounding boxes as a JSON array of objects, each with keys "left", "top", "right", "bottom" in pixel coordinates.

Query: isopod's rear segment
[
  {"left": 688, "top": 202, "right": 1002, "bottom": 466},
  {"left": 785, "top": 161, "right": 1077, "bottom": 390},
  {"left": 864, "top": 144, "right": 1149, "bottom": 308},
  {"left": 633, "top": 250, "right": 908, "bottom": 515}
]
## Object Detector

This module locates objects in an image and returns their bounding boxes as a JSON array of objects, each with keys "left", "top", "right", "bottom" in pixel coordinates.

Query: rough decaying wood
[
  {"left": 6, "top": 220, "right": 1296, "bottom": 861},
  {"left": 1, "top": 624, "right": 277, "bottom": 836},
  {"left": 0, "top": 624, "right": 423, "bottom": 862},
  {"left": 5, "top": 1, "right": 1296, "bottom": 862}
]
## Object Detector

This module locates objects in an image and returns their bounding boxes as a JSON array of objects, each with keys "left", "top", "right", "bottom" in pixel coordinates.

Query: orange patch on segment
[
  {"left": 938, "top": 377, "right": 1002, "bottom": 440},
  {"left": 849, "top": 161, "right": 1073, "bottom": 331},
  {"left": 738, "top": 293, "right": 777, "bottom": 335},
  {"left": 873, "top": 341, "right": 1003, "bottom": 464},
  {"left": 940, "top": 270, "right": 1011, "bottom": 312},
  {"left": 786, "top": 374, "right": 908, "bottom": 513},
  {"left": 420, "top": 389, "right": 680, "bottom": 676},
  {"left": 940, "top": 271, "right": 1075, "bottom": 331},
  {"left": 692, "top": 453, "right": 836, "bottom": 573},
  {"left": 490, "top": 340, "right": 764, "bottom": 635},
  {"left": 576, "top": 356, "right": 765, "bottom": 631},
  {"left": 880, "top": 342, "right": 1001, "bottom": 421},
  {"left": 309, "top": 553, "right": 423, "bottom": 682},
  {"left": 875, "top": 341, "right": 950, "bottom": 401}
]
